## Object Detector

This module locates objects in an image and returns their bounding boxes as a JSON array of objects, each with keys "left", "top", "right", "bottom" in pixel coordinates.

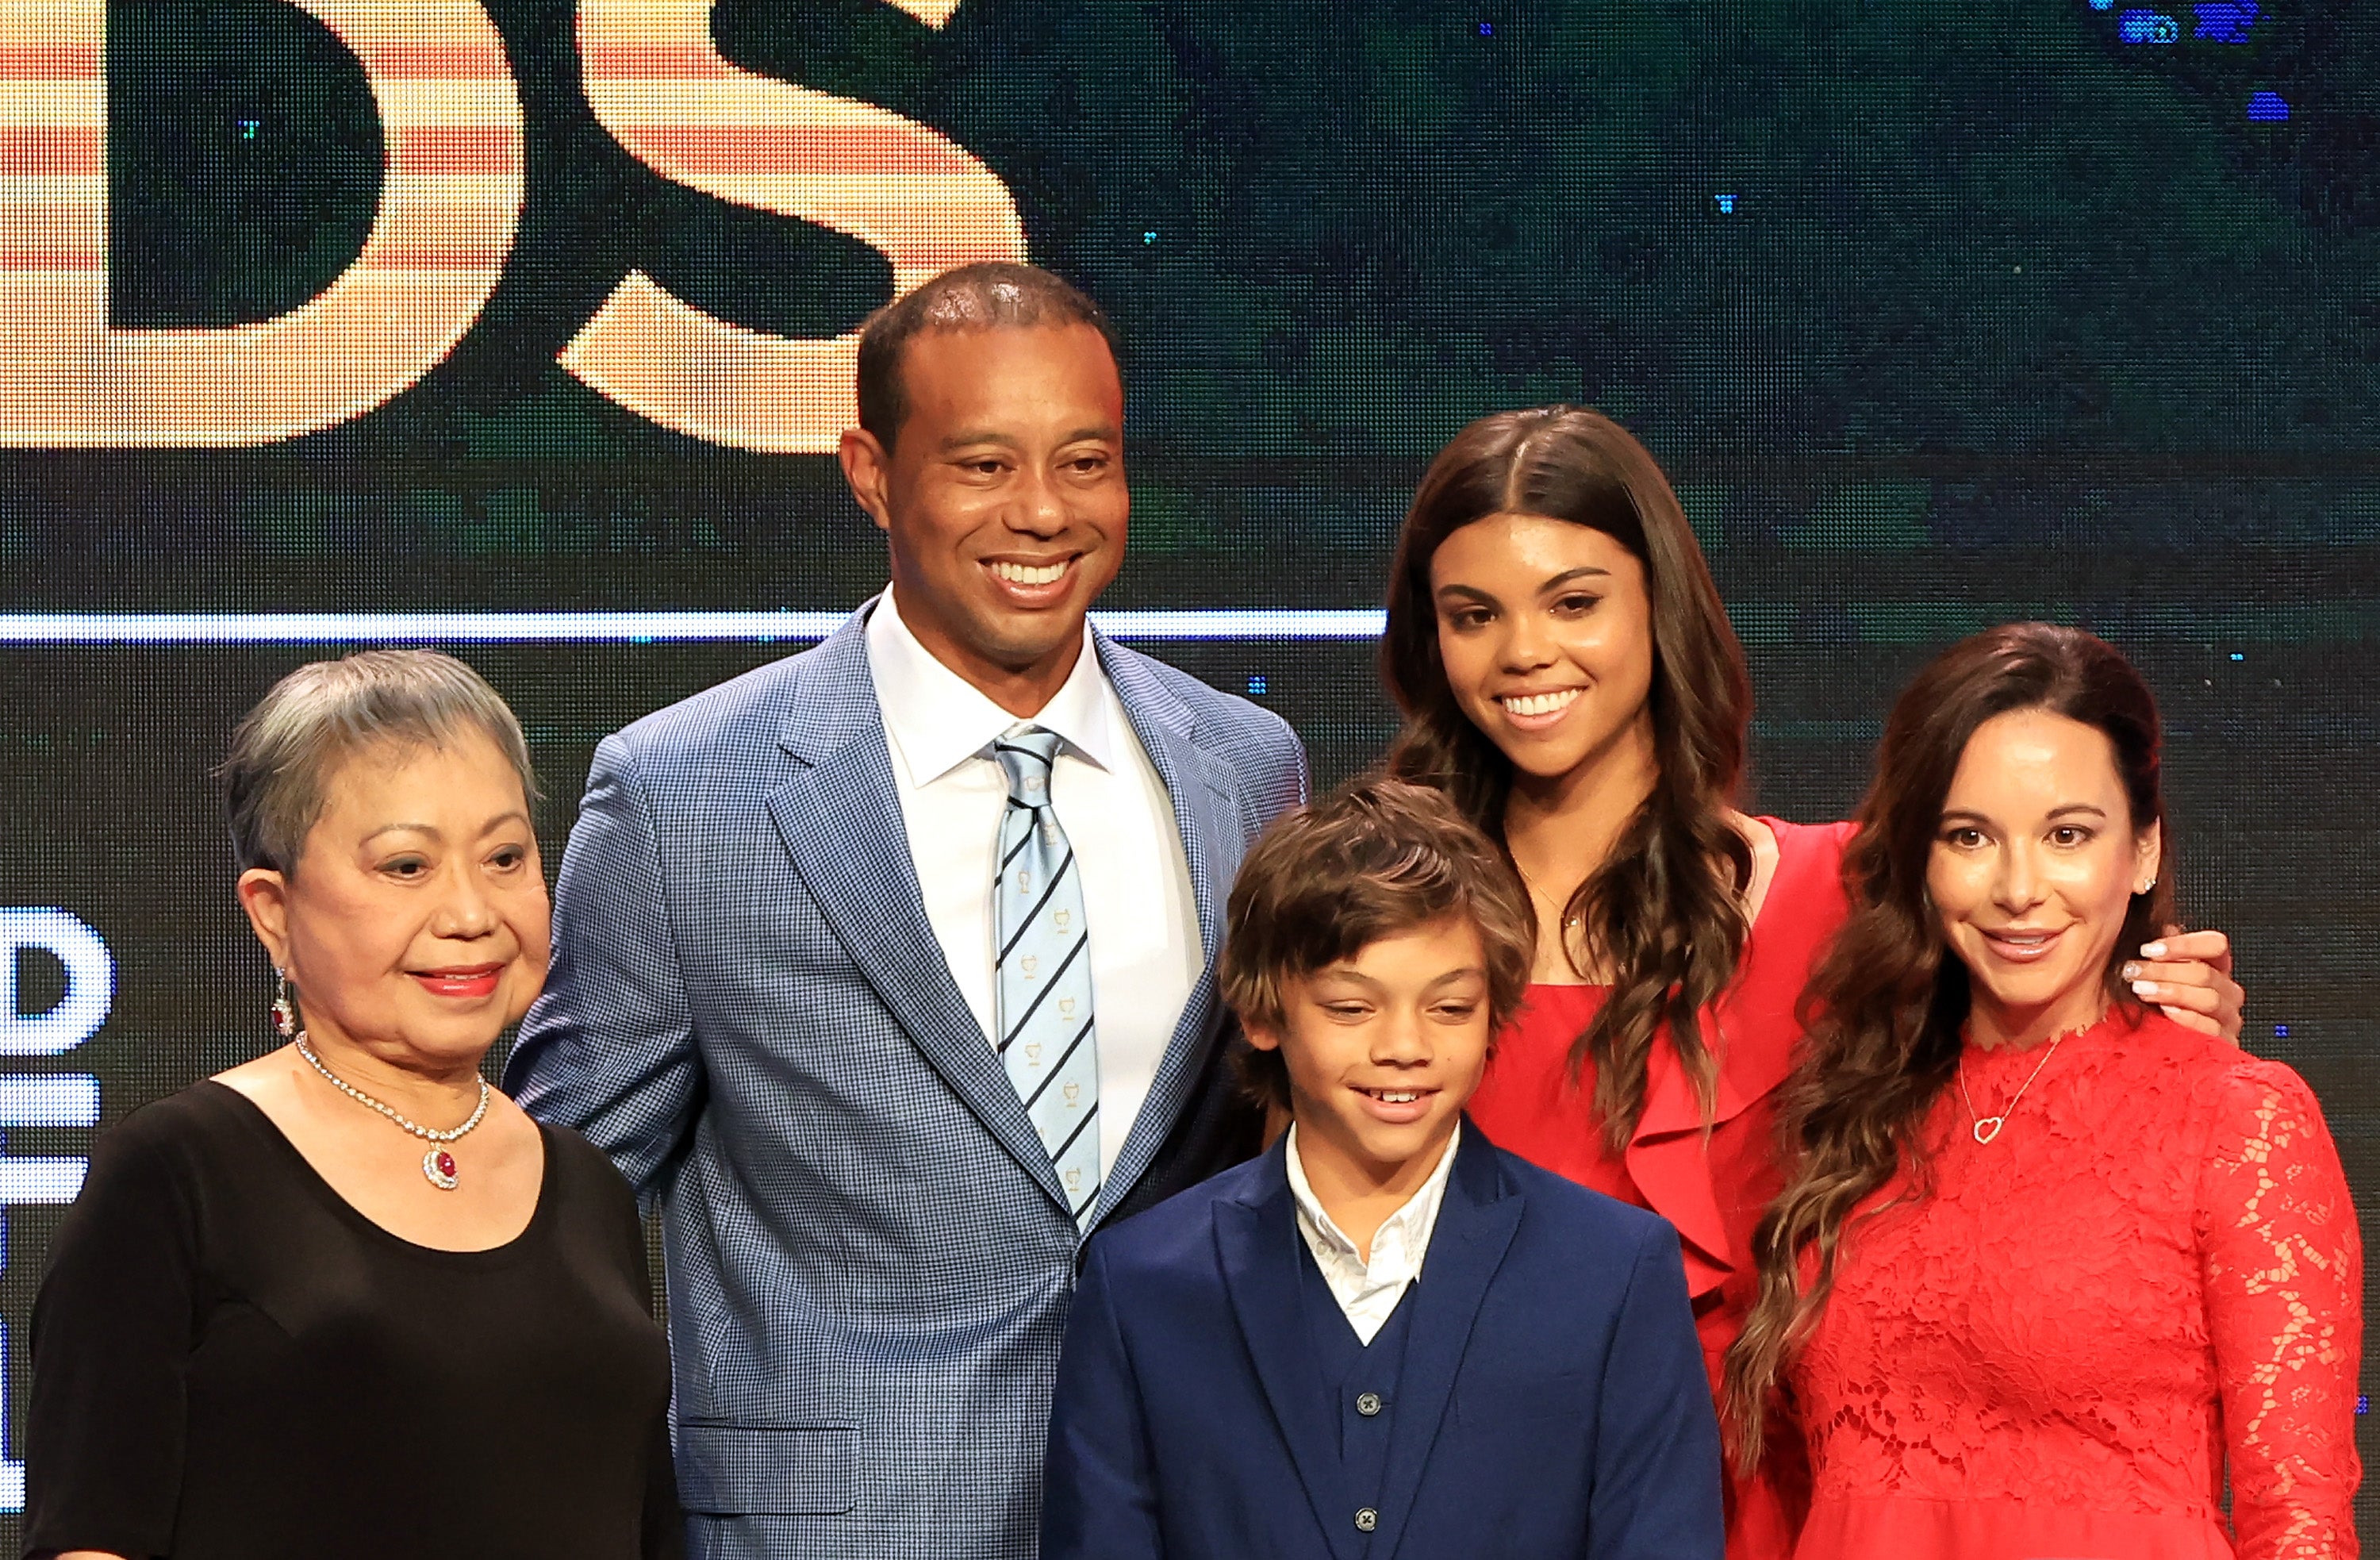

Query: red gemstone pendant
[{"left": 422, "top": 1148, "right": 460, "bottom": 1190}]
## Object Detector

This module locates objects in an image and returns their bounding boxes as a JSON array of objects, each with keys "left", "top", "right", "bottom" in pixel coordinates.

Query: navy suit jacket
[
  {"left": 1042, "top": 1125, "right": 1724, "bottom": 1560},
  {"left": 505, "top": 606, "right": 1307, "bottom": 1560}
]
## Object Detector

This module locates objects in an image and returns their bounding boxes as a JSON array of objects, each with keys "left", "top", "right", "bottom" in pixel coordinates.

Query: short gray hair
[{"left": 220, "top": 650, "right": 539, "bottom": 876}]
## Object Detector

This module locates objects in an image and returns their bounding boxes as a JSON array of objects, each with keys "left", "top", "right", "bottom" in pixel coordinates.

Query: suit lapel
[
  {"left": 1215, "top": 1147, "right": 1360, "bottom": 1560},
  {"left": 767, "top": 617, "right": 1070, "bottom": 1216},
  {"left": 1372, "top": 1127, "right": 1525, "bottom": 1560},
  {"left": 1092, "top": 635, "right": 1246, "bottom": 1222}
]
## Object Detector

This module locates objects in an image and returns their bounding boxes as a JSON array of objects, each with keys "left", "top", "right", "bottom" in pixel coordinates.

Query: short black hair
[
  {"left": 1219, "top": 777, "right": 1535, "bottom": 1113},
  {"left": 854, "top": 263, "right": 1121, "bottom": 451}
]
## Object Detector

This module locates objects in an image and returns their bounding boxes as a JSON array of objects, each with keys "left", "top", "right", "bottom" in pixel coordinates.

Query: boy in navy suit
[{"left": 1041, "top": 778, "right": 1724, "bottom": 1560}]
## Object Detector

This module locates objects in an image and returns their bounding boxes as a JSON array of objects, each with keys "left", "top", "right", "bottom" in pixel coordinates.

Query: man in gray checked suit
[{"left": 507, "top": 263, "right": 1307, "bottom": 1559}]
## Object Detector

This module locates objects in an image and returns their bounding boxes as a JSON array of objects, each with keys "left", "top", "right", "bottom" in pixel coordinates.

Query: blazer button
[
  {"left": 1356, "top": 1392, "right": 1383, "bottom": 1416},
  {"left": 1355, "top": 1508, "right": 1379, "bottom": 1532}
]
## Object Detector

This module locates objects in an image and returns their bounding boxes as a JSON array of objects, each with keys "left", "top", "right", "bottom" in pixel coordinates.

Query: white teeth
[
  {"left": 1368, "top": 1089, "right": 1420, "bottom": 1104},
  {"left": 992, "top": 560, "right": 1067, "bottom": 585},
  {"left": 1499, "top": 689, "right": 1580, "bottom": 717}
]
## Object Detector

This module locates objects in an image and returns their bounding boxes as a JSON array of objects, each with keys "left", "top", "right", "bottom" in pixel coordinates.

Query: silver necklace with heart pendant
[{"left": 1956, "top": 1028, "right": 2069, "bottom": 1147}]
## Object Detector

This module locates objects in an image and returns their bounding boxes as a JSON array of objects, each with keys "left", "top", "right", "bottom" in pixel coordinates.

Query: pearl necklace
[{"left": 293, "top": 1034, "right": 491, "bottom": 1189}]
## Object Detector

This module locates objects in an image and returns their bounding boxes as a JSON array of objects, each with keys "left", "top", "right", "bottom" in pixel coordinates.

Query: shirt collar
[
  {"left": 864, "top": 586, "right": 1118, "bottom": 784},
  {"left": 1283, "top": 1120, "right": 1462, "bottom": 1274}
]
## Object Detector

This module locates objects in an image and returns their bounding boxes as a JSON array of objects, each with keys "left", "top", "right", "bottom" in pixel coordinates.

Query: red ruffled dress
[
  {"left": 1787, "top": 1009, "right": 2363, "bottom": 1559},
  {"left": 1468, "top": 817, "right": 1856, "bottom": 1560}
]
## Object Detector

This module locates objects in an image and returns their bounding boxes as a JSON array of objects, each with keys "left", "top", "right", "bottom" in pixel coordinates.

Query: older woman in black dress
[{"left": 24, "top": 651, "right": 678, "bottom": 1560}]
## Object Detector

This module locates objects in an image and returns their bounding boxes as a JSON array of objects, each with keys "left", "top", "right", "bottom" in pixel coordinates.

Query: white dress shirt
[
  {"left": 1284, "top": 1122, "right": 1461, "bottom": 1344},
  {"left": 864, "top": 588, "right": 1203, "bottom": 1178}
]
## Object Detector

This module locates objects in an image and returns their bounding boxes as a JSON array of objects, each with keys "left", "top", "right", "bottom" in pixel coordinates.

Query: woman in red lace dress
[
  {"left": 1380, "top": 409, "right": 2248, "bottom": 1558},
  {"left": 1726, "top": 623, "right": 2361, "bottom": 1559}
]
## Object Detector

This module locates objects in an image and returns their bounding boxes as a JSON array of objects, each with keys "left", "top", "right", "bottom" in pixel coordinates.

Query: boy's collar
[
  {"left": 1245, "top": 1115, "right": 1508, "bottom": 1212},
  {"left": 1281, "top": 1120, "right": 1463, "bottom": 1265}
]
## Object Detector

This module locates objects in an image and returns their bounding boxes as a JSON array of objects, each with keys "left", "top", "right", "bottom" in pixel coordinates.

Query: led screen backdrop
[{"left": 3, "top": 0, "right": 2378, "bottom": 1540}]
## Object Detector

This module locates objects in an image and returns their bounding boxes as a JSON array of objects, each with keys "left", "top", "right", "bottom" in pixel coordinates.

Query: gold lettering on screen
[
  {"left": 0, "top": 0, "right": 525, "bottom": 444},
  {"left": 0, "top": 0, "right": 1023, "bottom": 451},
  {"left": 562, "top": 0, "right": 1027, "bottom": 453}
]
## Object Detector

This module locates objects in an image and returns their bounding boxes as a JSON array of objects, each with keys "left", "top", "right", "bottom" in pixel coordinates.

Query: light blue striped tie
[{"left": 992, "top": 725, "right": 1100, "bottom": 1229}]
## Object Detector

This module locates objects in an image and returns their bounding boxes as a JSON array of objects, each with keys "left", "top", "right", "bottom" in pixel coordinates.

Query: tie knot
[{"left": 992, "top": 725, "right": 1062, "bottom": 808}]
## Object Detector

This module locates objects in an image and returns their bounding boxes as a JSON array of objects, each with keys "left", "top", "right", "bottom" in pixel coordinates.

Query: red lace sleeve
[{"left": 2196, "top": 1059, "right": 2364, "bottom": 1560}]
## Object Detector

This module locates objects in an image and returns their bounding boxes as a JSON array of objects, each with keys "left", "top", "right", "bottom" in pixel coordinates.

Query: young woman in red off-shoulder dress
[
  {"left": 1378, "top": 408, "right": 2247, "bottom": 1558},
  {"left": 1725, "top": 624, "right": 2359, "bottom": 1558}
]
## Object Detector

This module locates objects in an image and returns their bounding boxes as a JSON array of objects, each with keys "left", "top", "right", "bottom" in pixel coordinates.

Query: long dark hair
[
  {"left": 1722, "top": 622, "right": 2173, "bottom": 1466},
  {"left": 1382, "top": 406, "right": 1754, "bottom": 1148}
]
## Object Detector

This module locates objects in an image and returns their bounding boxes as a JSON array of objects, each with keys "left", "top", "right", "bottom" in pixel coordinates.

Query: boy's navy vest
[{"left": 1294, "top": 1236, "right": 1418, "bottom": 1548}]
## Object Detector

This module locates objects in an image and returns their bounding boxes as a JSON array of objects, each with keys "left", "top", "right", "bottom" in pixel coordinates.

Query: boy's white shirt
[{"left": 1283, "top": 1121, "right": 1462, "bottom": 1345}]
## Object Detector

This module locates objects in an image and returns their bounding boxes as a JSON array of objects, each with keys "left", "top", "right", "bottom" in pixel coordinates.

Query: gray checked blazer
[{"left": 506, "top": 605, "right": 1309, "bottom": 1560}]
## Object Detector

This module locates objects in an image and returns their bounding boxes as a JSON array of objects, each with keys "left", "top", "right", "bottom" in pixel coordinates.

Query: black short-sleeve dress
[{"left": 22, "top": 1079, "right": 680, "bottom": 1560}]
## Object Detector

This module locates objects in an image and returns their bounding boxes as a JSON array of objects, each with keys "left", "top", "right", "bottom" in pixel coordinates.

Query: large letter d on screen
[{"left": 0, "top": 0, "right": 524, "bottom": 445}]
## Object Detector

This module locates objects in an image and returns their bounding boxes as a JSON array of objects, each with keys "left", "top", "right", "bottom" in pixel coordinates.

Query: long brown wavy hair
[
  {"left": 1721, "top": 622, "right": 2174, "bottom": 1466},
  {"left": 1382, "top": 406, "right": 1754, "bottom": 1148}
]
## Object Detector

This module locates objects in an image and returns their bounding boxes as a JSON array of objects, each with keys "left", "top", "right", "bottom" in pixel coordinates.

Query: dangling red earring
[{"left": 271, "top": 968, "right": 298, "bottom": 1039}]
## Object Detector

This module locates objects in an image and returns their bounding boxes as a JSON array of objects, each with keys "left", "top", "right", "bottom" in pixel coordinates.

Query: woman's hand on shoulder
[
  {"left": 2121, "top": 928, "right": 2244, "bottom": 1044},
  {"left": 1726, "top": 811, "right": 1782, "bottom": 923}
]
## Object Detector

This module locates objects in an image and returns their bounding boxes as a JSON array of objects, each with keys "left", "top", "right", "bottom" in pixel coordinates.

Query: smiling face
[
  {"left": 838, "top": 323, "right": 1127, "bottom": 712},
  {"left": 1430, "top": 512, "right": 1658, "bottom": 786},
  {"left": 1928, "top": 707, "right": 2161, "bottom": 1046},
  {"left": 1247, "top": 915, "right": 1493, "bottom": 1193},
  {"left": 238, "top": 728, "right": 550, "bottom": 1071}
]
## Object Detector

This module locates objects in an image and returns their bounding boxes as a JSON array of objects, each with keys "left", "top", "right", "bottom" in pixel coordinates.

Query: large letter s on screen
[
  {"left": 0, "top": 0, "right": 525, "bottom": 444},
  {"left": 562, "top": 0, "right": 1027, "bottom": 453}
]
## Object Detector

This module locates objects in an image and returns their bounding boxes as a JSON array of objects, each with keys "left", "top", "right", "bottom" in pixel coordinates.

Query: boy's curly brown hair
[{"left": 1219, "top": 776, "right": 1536, "bottom": 1111}]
